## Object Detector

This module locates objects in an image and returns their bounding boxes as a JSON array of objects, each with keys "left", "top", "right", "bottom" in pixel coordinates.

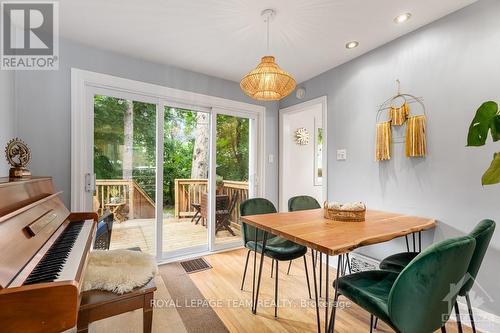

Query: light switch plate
[
  {"left": 336, "top": 149, "right": 347, "bottom": 161},
  {"left": 268, "top": 154, "right": 274, "bottom": 163}
]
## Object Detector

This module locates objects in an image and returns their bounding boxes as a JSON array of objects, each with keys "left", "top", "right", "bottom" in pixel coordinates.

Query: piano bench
[{"left": 77, "top": 278, "right": 157, "bottom": 333}]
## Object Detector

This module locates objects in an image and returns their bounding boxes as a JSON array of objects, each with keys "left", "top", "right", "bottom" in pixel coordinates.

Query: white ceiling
[{"left": 59, "top": 0, "right": 477, "bottom": 84}]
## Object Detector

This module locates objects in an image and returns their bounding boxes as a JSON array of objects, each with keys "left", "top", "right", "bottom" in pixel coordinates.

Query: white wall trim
[{"left": 278, "top": 96, "right": 328, "bottom": 211}]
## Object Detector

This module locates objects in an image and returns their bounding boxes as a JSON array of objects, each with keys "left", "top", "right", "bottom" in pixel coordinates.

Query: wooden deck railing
[
  {"left": 174, "top": 179, "right": 209, "bottom": 218},
  {"left": 174, "top": 179, "right": 248, "bottom": 225},
  {"left": 96, "top": 178, "right": 248, "bottom": 226},
  {"left": 95, "top": 179, "right": 155, "bottom": 219}
]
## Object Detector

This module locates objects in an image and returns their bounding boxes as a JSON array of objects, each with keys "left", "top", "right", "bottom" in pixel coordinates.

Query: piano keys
[{"left": 0, "top": 177, "right": 97, "bottom": 333}]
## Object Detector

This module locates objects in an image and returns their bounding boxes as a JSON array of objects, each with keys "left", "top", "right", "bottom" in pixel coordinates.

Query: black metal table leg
[
  {"left": 311, "top": 249, "right": 321, "bottom": 333},
  {"left": 251, "top": 228, "right": 258, "bottom": 311},
  {"left": 252, "top": 231, "right": 268, "bottom": 314},
  {"left": 325, "top": 254, "right": 329, "bottom": 333},
  {"left": 328, "top": 255, "right": 343, "bottom": 333},
  {"left": 419, "top": 231, "right": 422, "bottom": 252},
  {"left": 320, "top": 253, "right": 323, "bottom": 297},
  {"left": 346, "top": 253, "right": 352, "bottom": 274},
  {"left": 274, "top": 260, "right": 279, "bottom": 317}
]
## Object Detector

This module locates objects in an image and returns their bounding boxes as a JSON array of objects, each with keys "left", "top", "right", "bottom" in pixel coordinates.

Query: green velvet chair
[
  {"left": 286, "top": 195, "right": 321, "bottom": 274},
  {"left": 239, "top": 198, "right": 311, "bottom": 317},
  {"left": 378, "top": 219, "right": 495, "bottom": 332},
  {"left": 288, "top": 195, "right": 321, "bottom": 212},
  {"left": 287, "top": 195, "right": 325, "bottom": 282},
  {"left": 329, "top": 236, "right": 476, "bottom": 333}
]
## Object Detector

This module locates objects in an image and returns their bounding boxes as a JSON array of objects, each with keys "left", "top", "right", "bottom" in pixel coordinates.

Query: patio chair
[
  {"left": 190, "top": 202, "right": 202, "bottom": 224},
  {"left": 93, "top": 210, "right": 114, "bottom": 250},
  {"left": 216, "top": 193, "right": 238, "bottom": 236}
]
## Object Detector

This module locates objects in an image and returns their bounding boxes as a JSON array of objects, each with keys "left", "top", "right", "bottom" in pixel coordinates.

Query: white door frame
[
  {"left": 278, "top": 96, "right": 328, "bottom": 211},
  {"left": 71, "top": 68, "right": 266, "bottom": 260}
]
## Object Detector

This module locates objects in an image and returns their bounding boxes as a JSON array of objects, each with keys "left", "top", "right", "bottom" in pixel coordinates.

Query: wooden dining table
[{"left": 240, "top": 208, "right": 436, "bottom": 333}]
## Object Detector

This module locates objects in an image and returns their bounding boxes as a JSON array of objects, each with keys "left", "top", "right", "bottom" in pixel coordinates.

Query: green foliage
[
  {"left": 491, "top": 115, "right": 500, "bottom": 142},
  {"left": 467, "top": 101, "right": 499, "bottom": 146},
  {"left": 216, "top": 114, "right": 249, "bottom": 181},
  {"left": 94, "top": 96, "right": 250, "bottom": 206},
  {"left": 93, "top": 95, "right": 126, "bottom": 179},
  {"left": 482, "top": 153, "right": 500, "bottom": 185},
  {"left": 163, "top": 108, "right": 197, "bottom": 206},
  {"left": 94, "top": 147, "right": 116, "bottom": 179},
  {"left": 467, "top": 101, "right": 500, "bottom": 185}
]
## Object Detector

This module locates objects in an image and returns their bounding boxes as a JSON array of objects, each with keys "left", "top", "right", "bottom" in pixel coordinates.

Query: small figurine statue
[{"left": 5, "top": 138, "right": 32, "bottom": 178}]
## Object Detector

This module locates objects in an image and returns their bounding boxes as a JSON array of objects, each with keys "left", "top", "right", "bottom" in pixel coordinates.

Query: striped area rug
[{"left": 159, "top": 262, "right": 229, "bottom": 333}]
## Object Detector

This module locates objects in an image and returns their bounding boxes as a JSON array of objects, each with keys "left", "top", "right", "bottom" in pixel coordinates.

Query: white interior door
[{"left": 279, "top": 97, "right": 327, "bottom": 212}]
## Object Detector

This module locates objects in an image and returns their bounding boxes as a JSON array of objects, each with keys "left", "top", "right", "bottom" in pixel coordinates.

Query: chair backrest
[
  {"left": 388, "top": 236, "right": 476, "bottom": 333},
  {"left": 460, "top": 219, "right": 496, "bottom": 295},
  {"left": 227, "top": 193, "right": 239, "bottom": 215},
  {"left": 288, "top": 195, "right": 321, "bottom": 212},
  {"left": 240, "top": 198, "right": 277, "bottom": 244}
]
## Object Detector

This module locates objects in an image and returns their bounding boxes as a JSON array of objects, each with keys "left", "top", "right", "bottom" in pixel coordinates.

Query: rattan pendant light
[{"left": 240, "top": 9, "right": 296, "bottom": 101}]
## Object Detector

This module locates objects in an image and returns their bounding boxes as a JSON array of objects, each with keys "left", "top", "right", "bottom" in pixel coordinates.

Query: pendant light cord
[{"left": 266, "top": 15, "right": 270, "bottom": 53}]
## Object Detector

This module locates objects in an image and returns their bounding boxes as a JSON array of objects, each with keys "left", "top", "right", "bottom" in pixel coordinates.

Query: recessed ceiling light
[
  {"left": 394, "top": 13, "right": 411, "bottom": 24},
  {"left": 345, "top": 41, "right": 359, "bottom": 49}
]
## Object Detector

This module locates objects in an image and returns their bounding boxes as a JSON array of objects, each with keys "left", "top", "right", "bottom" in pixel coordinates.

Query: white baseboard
[{"left": 455, "top": 300, "right": 500, "bottom": 333}]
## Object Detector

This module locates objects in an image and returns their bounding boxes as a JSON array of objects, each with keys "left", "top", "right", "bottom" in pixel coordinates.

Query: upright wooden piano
[{"left": 0, "top": 177, "right": 97, "bottom": 333}]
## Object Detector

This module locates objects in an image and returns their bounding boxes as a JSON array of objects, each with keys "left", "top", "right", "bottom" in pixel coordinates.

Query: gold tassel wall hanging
[
  {"left": 375, "top": 121, "right": 391, "bottom": 161},
  {"left": 375, "top": 80, "right": 427, "bottom": 161},
  {"left": 406, "top": 115, "right": 427, "bottom": 157},
  {"left": 389, "top": 102, "right": 409, "bottom": 126}
]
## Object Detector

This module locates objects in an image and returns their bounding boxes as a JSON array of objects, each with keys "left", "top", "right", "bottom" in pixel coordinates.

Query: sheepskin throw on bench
[{"left": 82, "top": 249, "right": 158, "bottom": 294}]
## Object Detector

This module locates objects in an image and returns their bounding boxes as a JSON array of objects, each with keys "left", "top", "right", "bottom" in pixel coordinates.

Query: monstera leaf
[
  {"left": 467, "top": 101, "right": 499, "bottom": 146},
  {"left": 491, "top": 115, "right": 500, "bottom": 142},
  {"left": 467, "top": 101, "right": 500, "bottom": 185},
  {"left": 482, "top": 153, "right": 500, "bottom": 185}
]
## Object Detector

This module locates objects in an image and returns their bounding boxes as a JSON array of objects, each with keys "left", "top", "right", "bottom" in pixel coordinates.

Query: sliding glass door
[
  {"left": 93, "top": 95, "right": 157, "bottom": 255},
  {"left": 161, "top": 105, "right": 211, "bottom": 256},
  {"left": 214, "top": 113, "right": 251, "bottom": 247},
  {"left": 76, "top": 72, "right": 264, "bottom": 261}
]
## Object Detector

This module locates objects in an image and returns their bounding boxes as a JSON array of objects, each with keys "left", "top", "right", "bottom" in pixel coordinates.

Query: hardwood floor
[{"left": 190, "top": 248, "right": 474, "bottom": 333}]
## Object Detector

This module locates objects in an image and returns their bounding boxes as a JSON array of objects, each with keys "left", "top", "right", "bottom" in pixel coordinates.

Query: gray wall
[
  {"left": 14, "top": 38, "right": 279, "bottom": 207},
  {"left": 0, "top": 70, "right": 15, "bottom": 177},
  {"left": 281, "top": 0, "right": 500, "bottom": 315}
]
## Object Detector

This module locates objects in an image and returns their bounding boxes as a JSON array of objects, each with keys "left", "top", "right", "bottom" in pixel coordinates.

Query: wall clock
[{"left": 294, "top": 127, "right": 309, "bottom": 145}]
